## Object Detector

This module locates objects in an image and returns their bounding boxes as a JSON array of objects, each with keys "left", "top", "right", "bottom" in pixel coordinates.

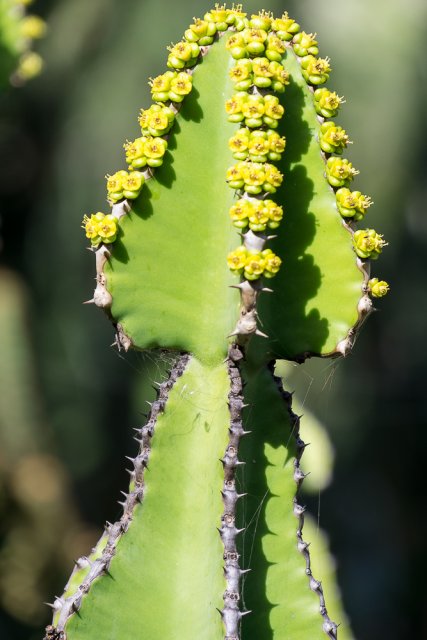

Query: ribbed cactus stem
[
  {"left": 268, "top": 363, "right": 339, "bottom": 639},
  {"left": 44, "top": 354, "right": 190, "bottom": 640},
  {"left": 220, "top": 345, "right": 249, "bottom": 638}
]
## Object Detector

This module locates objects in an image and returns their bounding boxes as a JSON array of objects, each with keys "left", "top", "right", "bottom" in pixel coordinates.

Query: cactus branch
[
  {"left": 268, "top": 362, "right": 338, "bottom": 639},
  {"left": 44, "top": 353, "right": 190, "bottom": 640}
]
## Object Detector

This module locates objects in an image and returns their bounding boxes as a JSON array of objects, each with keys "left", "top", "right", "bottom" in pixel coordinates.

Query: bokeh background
[{"left": 1, "top": 0, "right": 426, "bottom": 638}]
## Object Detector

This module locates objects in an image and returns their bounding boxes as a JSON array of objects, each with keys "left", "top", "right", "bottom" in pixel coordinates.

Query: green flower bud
[
  {"left": 353, "top": 229, "right": 387, "bottom": 260},
  {"left": 368, "top": 278, "right": 390, "bottom": 298}
]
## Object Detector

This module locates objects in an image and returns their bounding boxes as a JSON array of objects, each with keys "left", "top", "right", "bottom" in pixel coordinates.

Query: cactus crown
[{"left": 48, "top": 5, "right": 388, "bottom": 640}]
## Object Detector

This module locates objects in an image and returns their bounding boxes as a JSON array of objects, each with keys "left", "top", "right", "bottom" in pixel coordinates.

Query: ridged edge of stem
[{"left": 43, "top": 353, "right": 190, "bottom": 640}]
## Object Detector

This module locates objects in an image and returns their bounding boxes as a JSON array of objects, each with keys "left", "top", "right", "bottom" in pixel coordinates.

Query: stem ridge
[
  {"left": 220, "top": 344, "right": 249, "bottom": 640},
  {"left": 268, "top": 362, "right": 339, "bottom": 640},
  {"left": 43, "top": 353, "right": 190, "bottom": 640}
]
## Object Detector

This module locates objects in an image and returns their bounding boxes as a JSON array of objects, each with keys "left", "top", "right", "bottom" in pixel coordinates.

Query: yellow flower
[
  {"left": 264, "top": 164, "right": 283, "bottom": 188},
  {"left": 227, "top": 246, "right": 247, "bottom": 272},
  {"left": 252, "top": 57, "right": 273, "bottom": 77},
  {"left": 228, "top": 129, "right": 250, "bottom": 154},
  {"left": 170, "top": 72, "right": 193, "bottom": 95},
  {"left": 368, "top": 278, "right": 390, "bottom": 298},
  {"left": 124, "top": 137, "right": 147, "bottom": 168},
  {"left": 263, "top": 250, "right": 282, "bottom": 276},
  {"left": 150, "top": 72, "right": 175, "bottom": 92},
  {"left": 229, "top": 199, "right": 252, "bottom": 228},
  {"left": 241, "top": 95, "right": 265, "bottom": 119},
  {"left": 244, "top": 252, "right": 265, "bottom": 280},
  {"left": 20, "top": 15, "right": 47, "bottom": 39},
  {"left": 268, "top": 131, "right": 286, "bottom": 154},
  {"left": 248, "top": 135, "right": 269, "bottom": 157},
  {"left": 106, "top": 170, "right": 128, "bottom": 201},
  {"left": 264, "top": 200, "right": 283, "bottom": 226},
  {"left": 242, "top": 162, "right": 265, "bottom": 186},
  {"left": 264, "top": 95, "right": 285, "bottom": 120},
  {"left": 122, "top": 171, "right": 144, "bottom": 198},
  {"left": 144, "top": 137, "right": 167, "bottom": 159},
  {"left": 97, "top": 215, "right": 118, "bottom": 243}
]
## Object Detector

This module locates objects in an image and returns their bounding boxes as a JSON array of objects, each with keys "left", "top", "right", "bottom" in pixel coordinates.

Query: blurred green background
[{"left": 1, "top": 0, "right": 426, "bottom": 638}]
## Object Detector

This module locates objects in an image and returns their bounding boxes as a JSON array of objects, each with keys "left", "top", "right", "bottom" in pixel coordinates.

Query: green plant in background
[
  {"left": 0, "top": 0, "right": 46, "bottom": 87},
  {"left": 44, "top": 5, "right": 388, "bottom": 639}
]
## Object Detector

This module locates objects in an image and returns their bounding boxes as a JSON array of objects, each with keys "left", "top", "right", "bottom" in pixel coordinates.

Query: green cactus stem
[{"left": 47, "top": 5, "right": 389, "bottom": 640}]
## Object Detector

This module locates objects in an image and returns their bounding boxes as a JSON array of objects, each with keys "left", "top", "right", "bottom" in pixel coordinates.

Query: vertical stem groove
[{"left": 220, "top": 344, "right": 248, "bottom": 640}]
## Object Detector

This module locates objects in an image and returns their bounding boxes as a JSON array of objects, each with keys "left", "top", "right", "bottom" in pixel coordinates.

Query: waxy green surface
[
  {"left": 105, "top": 34, "right": 363, "bottom": 364},
  {"left": 66, "top": 357, "right": 228, "bottom": 640},
  {"left": 105, "top": 35, "right": 241, "bottom": 366}
]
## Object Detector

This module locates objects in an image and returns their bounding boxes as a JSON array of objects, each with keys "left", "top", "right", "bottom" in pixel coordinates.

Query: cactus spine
[{"left": 47, "top": 5, "right": 388, "bottom": 640}]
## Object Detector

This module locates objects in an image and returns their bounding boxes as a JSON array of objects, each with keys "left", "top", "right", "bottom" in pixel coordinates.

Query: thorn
[
  {"left": 255, "top": 329, "right": 268, "bottom": 338},
  {"left": 125, "top": 455, "right": 134, "bottom": 463},
  {"left": 240, "top": 609, "right": 252, "bottom": 617},
  {"left": 120, "top": 491, "right": 128, "bottom": 498},
  {"left": 240, "top": 568, "right": 251, "bottom": 574},
  {"left": 83, "top": 298, "right": 95, "bottom": 305},
  {"left": 260, "top": 287, "right": 273, "bottom": 293},
  {"left": 227, "top": 331, "right": 238, "bottom": 338}
]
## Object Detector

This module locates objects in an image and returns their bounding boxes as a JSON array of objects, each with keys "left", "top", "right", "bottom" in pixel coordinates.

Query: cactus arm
[
  {"left": 249, "top": 44, "right": 369, "bottom": 362},
  {"left": 53, "top": 356, "right": 230, "bottom": 640},
  {"left": 239, "top": 362, "right": 337, "bottom": 639},
  {"left": 103, "top": 34, "right": 241, "bottom": 364}
]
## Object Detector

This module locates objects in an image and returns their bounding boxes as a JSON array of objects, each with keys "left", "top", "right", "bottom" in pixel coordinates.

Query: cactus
[{"left": 45, "top": 5, "right": 388, "bottom": 640}]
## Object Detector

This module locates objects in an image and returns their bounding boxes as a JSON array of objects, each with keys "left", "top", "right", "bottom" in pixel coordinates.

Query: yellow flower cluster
[
  {"left": 325, "top": 157, "right": 359, "bottom": 188},
  {"left": 313, "top": 88, "right": 344, "bottom": 118},
  {"left": 292, "top": 31, "right": 319, "bottom": 58},
  {"left": 124, "top": 136, "right": 168, "bottom": 170},
  {"left": 82, "top": 213, "right": 118, "bottom": 247},
  {"left": 225, "top": 92, "right": 285, "bottom": 129},
  {"left": 167, "top": 40, "right": 200, "bottom": 70},
  {"left": 319, "top": 121, "right": 350, "bottom": 155},
  {"left": 226, "top": 161, "right": 283, "bottom": 195},
  {"left": 336, "top": 188, "right": 373, "bottom": 221},
  {"left": 353, "top": 229, "right": 387, "bottom": 260},
  {"left": 227, "top": 246, "right": 282, "bottom": 280},
  {"left": 229, "top": 198, "right": 283, "bottom": 232},
  {"left": 300, "top": 55, "right": 331, "bottom": 85},
  {"left": 229, "top": 57, "right": 289, "bottom": 92},
  {"left": 150, "top": 71, "right": 193, "bottom": 103},
  {"left": 229, "top": 127, "right": 286, "bottom": 163},
  {"left": 106, "top": 170, "right": 145, "bottom": 204},
  {"left": 203, "top": 4, "right": 247, "bottom": 32}
]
